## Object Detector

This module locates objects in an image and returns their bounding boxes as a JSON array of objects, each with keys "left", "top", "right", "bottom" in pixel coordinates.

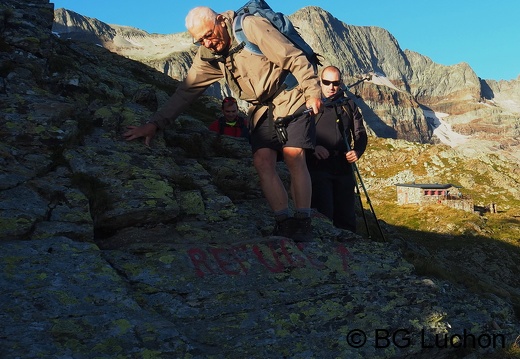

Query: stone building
[{"left": 395, "top": 183, "right": 474, "bottom": 212}]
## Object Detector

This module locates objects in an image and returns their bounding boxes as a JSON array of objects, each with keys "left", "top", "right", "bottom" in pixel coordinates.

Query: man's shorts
[{"left": 250, "top": 109, "right": 316, "bottom": 155}]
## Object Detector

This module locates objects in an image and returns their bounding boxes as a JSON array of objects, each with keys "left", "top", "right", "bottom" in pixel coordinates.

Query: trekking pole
[
  {"left": 332, "top": 103, "right": 386, "bottom": 241},
  {"left": 336, "top": 113, "right": 371, "bottom": 237},
  {"left": 353, "top": 167, "right": 371, "bottom": 238},
  {"left": 344, "top": 139, "right": 385, "bottom": 241},
  {"left": 345, "top": 74, "right": 372, "bottom": 89}
]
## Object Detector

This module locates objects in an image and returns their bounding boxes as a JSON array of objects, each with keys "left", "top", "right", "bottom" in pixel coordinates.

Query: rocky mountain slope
[{"left": 1, "top": 1, "right": 519, "bottom": 358}]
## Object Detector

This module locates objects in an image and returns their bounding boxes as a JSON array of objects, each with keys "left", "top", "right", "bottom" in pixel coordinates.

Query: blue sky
[{"left": 51, "top": 0, "right": 519, "bottom": 81}]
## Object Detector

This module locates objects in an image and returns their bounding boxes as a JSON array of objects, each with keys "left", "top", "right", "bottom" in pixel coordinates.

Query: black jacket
[{"left": 307, "top": 97, "right": 367, "bottom": 174}]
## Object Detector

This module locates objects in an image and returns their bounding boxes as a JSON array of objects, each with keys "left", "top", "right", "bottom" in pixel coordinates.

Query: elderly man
[{"left": 123, "top": 6, "right": 321, "bottom": 241}]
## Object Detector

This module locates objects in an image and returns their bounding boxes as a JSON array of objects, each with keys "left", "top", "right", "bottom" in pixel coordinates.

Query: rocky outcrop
[
  {"left": 2, "top": 1, "right": 520, "bottom": 357},
  {"left": 53, "top": 6, "right": 116, "bottom": 44}
]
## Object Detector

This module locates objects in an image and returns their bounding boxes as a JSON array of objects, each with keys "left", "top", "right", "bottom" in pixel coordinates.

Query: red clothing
[{"left": 209, "top": 117, "right": 248, "bottom": 138}]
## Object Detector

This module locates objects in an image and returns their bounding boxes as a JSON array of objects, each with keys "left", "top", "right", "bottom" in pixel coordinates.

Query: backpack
[{"left": 233, "top": 0, "right": 322, "bottom": 89}]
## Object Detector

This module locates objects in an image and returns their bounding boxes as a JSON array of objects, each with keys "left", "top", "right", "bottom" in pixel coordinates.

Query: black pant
[{"left": 310, "top": 169, "right": 357, "bottom": 233}]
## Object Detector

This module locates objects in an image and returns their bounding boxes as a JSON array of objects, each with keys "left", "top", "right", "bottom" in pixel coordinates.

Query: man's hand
[
  {"left": 345, "top": 150, "right": 359, "bottom": 163},
  {"left": 123, "top": 123, "right": 158, "bottom": 147},
  {"left": 313, "top": 145, "right": 329, "bottom": 160},
  {"left": 305, "top": 97, "right": 322, "bottom": 115}
]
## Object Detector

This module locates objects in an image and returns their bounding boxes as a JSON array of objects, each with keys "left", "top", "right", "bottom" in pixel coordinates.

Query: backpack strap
[
  {"left": 233, "top": 14, "right": 262, "bottom": 55},
  {"left": 341, "top": 102, "right": 354, "bottom": 124},
  {"left": 335, "top": 99, "right": 354, "bottom": 149},
  {"left": 238, "top": 116, "right": 250, "bottom": 139},
  {"left": 232, "top": 13, "right": 300, "bottom": 141},
  {"left": 218, "top": 116, "right": 226, "bottom": 135},
  {"left": 232, "top": 14, "right": 298, "bottom": 91}
]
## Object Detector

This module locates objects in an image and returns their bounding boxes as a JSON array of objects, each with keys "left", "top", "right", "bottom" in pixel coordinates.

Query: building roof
[{"left": 395, "top": 183, "right": 461, "bottom": 189}]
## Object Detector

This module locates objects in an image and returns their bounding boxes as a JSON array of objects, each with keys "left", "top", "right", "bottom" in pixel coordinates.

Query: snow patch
[
  {"left": 423, "top": 110, "right": 469, "bottom": 147},
  {"left": 367, "top": 72, "right": 402, "bottom": 92}
]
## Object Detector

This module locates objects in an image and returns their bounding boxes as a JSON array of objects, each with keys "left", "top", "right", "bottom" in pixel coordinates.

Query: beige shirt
[{"left": 149, "top": 10, "right": 321, "bottom": 129}]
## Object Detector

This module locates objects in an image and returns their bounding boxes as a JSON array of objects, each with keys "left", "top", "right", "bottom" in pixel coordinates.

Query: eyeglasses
[
  {"left": 193, "top": 21, "right": 218, "bottom": 45},
  {"left": 321, "top": 79, "right": 341, "bottom": 87}
]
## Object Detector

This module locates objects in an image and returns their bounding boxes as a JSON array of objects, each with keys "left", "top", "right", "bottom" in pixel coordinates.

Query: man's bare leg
[
  {"left": 282, "top": 146, "right": 313, "bottom": 242},
  {"left": 283, "top": 146, "right": 311, "bottom": 210},
  {"left": 253, "top": 147, "right": 288, "bottom": 212}
]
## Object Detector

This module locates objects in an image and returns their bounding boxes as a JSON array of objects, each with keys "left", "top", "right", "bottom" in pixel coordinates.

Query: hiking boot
[
  {"left": 291, "top": 217, "right": 314, "bottom": 242},
  {"left": 272, "top": 217, "right": 296, "bottom": 238}
]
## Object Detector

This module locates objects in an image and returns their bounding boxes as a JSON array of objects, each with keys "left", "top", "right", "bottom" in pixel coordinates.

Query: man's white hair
[{"left": 185, "top": 6, "right": 218, "bottom": 31}]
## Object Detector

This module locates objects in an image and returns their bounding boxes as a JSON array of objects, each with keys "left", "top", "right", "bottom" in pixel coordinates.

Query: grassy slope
[
  {"left": 358, "top": 137, "right": 519, "bottom": 242},
  {"left": 354, "top": 137, "right": 520, "bottom": 324}
]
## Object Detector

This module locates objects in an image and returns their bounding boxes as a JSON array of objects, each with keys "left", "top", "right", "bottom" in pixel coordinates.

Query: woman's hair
[{"left": 221, "top": 97, "right": 237, "bottom": 109}]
